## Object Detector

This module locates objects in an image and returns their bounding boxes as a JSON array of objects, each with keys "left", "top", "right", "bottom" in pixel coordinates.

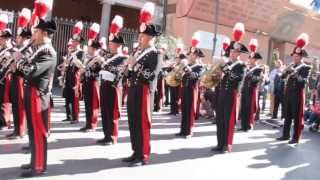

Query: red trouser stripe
[
  {"left": 249, "top": 87, "right": 258, "bottom": 128},
  {"left": 30, "top": 87, "right": 47, "bottom": 171},
  {"left": 17, "top": 77, "right": 26, "bottom": 136},
  {"left": 91, "top": 80, "right": 100, "bottom": 128},
  {"left": 3, "top": 76, "right": 11, "bottom": 126},
  {"left": 74, "top": 71, "right": 81, "bottom": 120},
  {"left": 189, "top": 85, "right": 197, "bottom": 133},
  {"left": 296, "top": 89, "right": 305, "bottom": 142},
  {"left": 227, "top": 91, "right": 239, "bottom": 146},
  {"left": 112, "top": 86, "right": 121, "bottom": 142},
  {"left": 141, "top": 85, "right": 151, "bottom": 161}
]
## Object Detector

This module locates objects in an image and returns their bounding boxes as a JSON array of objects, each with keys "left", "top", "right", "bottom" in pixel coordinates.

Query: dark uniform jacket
[
  {"left": 22, "top": 42, "right": 57, "bottom": 94},
  {"left": 65, "top": 50, "right": 84, "bottom": 88},
  {"left": 219, "top": 60, "right": 246, "bottom": 91},
  {"left": 128, "top": 47, "right": 161, "bottom": 91},
  {"left": 101, "top": 54, "right": 127, "bottom": 86}
]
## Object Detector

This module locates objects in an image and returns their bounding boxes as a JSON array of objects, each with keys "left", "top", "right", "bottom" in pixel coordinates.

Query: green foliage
[{"left": 155, "top": 34, "right": 181, "bottom": 59}]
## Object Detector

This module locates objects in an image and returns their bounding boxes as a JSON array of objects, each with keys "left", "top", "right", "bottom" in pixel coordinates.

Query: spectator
[
  {"left": 272, "top": 60, "right": 285, "bottom": 119},
  {"left": 269, "top": 60, "right": 282, "bottom": 116}
]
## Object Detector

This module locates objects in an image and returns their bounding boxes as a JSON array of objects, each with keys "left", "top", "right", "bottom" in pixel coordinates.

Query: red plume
[
  {"left": 249, "top": 38, "right": 258, "bottom": 52},
  {"left": 72, "top": 21, "right": 83, "bottom": 35},
  {"left": 109, "top": 15, "right": 123, "bottom": 35},
  {"left": 233, "top": 22, "right": 245, "bottom": 42},
  {"left": 296, "top": 33, "right": 309, "bottom": 49},
  {"left": 0, "top": 14, "right": 8, "bottom": 31},
  {"left": 34, "top": 0, "right": 53, "bottom": 19},
  {"left": 191, "top": 32, "right": 200, "bottom": 48},
  {"left": 88, "top": 23, "right": 100, "bottom": 40},
  {"left": 139, "top": 2, "right": 155, "bottom": 24},
  {"left": 18, "top": 8, "right": 31, "bottom": 28},
  {"left": 222, "top": 37, "right": 230, "bottom": 51}
]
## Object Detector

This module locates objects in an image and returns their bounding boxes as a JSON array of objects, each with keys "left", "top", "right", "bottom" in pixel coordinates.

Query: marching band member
[
  {"left": 122, "top": 42, "right": 140, "bottom": 106},
  {"left": 175, "top": 32, "right": 204, "bottom": 138},
  {"left": 80, "top": 40, "right": 102, "bottom": 132},
  {"left": 239, "top": 39, "right": 264, "bottom": 132},
  {"left": 167, "top": 44, "right": 185, "bottom": 115},
  {"left": 212, "top": 22, "right": 248, "bottom": 153},
  {"left": 19, "top": 18, "right": 57, "bottom": 177},
  {"left": 153, "top": 43, "right": 168, "bottom": 112},
  {"left": 0, "top": 28, "right": 13, "bottom": 130},
  {"left": 6, "top": 8, "right": 33, "bottom": 139},
  {"left": 62, "top": 21, "right": 85, "bottom": 124},
  {"left": 97, "top": 15, "right": 127, "bottom": 145},
  {"left": 123, "top": 2, "right": 162, "bottom": 167},
  {"left": 277, "top": 33, "right": 311, "bottom": 144},
  {"left": 79, "top": 23, "right": 102, "bottom": 132}
]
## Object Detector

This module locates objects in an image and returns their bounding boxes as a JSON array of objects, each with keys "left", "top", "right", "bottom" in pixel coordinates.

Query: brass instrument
[
  {"left": 0, "top": 42, "right": 33, "bottom": 84},
  {"left": 201, "top": 62, "right": 224, "bottom": 89},
  {"left": 281, "top": 63, "right": 308, "bottom": 78},
  {"left": 165, "top": 60, "right": 188, "bottom": 87}
]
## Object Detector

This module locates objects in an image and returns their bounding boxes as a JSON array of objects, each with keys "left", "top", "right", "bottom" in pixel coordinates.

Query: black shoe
[
  {"left": 62, "top": 118, "right": 71, "bottom": 122},
  {"left": 237, "top": 128, "right": 246, "bottom": 132},
  {"left": 128, "top": 159, "right": 147, "bottom": 167},
  {"left": 288, "top": 139, "right": 298, "bottom": 144},
  {"left": 84, "top": 128, "right": 95, "bottom": 132},
  {"left": 122, "top": 155, "right": 136, "bottom": 163},
  {"left": 21, "top": 146, "right": 30, "bottom": 152},
  {"left": 20, "top": 164, "right": 31, "bottom": 170},
  {"left": 80, "top": 127, "right": 94, "bottom": 132},
  {"left": 70, "top": 120, "right": 79, "bottom": 124},
  {"left": 6, "top": 133, "right": 20, "bottom": 139},
  {"left": 276, "top": 136, "right": 289, "bottom": 141},
  {"left": 20, "top": 169, "right": 46, "bottom": 178},
  {"left": 211, "top": 146, "right": 223, "bottom": 152},
  {"left": 96, "top": 139, "right": 113, "bottom": 145},
  {"left": 222, "top": 146, "right": 231, "bottom": 153},
  {"left": 184, "top": 134, "right": 193, "bottom": 139},
  {"left": 174, "top": 133, "right": 184, "bottom": 137}
]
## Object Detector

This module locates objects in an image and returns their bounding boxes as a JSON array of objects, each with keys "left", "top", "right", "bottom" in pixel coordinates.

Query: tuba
[
  {"left": 201, "top": 59, "right": 224, "bottom": 89},
  {"left": 165, "top": 59, "right": 188, "bottom": 87}
]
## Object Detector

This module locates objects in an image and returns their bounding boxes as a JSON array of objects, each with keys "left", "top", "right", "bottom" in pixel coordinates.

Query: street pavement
[{"left": 0, "top": 95, "right": 320, "bottom": 180}]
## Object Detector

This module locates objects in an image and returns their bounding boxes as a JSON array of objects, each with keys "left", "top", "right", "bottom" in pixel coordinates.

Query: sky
[{"left": 290, "top": 0, "right": 319, "bottom": 11}]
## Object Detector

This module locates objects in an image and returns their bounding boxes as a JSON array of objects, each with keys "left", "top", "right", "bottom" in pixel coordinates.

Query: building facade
[{"left": 166, "top": 0, "right": 320, "bottom": 64}]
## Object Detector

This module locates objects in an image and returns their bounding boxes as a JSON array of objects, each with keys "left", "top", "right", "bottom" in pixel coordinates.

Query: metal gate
[{"left": 4, "top": 9, "right": 139, "bottom": 63}]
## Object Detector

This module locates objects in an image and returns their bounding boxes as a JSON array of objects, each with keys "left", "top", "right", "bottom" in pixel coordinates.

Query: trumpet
[
  {"left": 281, "top": 63, "right": 308, "bottom": 78},
  {"left": 0, "top": 42, "right": 33, "bottom": 84}
]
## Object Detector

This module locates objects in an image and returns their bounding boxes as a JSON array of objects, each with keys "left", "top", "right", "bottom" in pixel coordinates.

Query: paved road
[{"left": 0, "top": 96, "right": 319, "bottom": 180}]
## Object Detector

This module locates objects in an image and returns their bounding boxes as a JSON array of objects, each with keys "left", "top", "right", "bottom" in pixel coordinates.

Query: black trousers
[
  {"left": 282, "top": 91, "right": 304, "bottom": 141},
  {"left": 82, "top": 79, "right": 99, "bottom": 129},
  {"left": 216, "top": 89, "right": 238, "bottom": 148},
  {"left": 272, "top": 94, "right": 284, "bottom": 119},
  {"left": 170, "top": 86, "right": 180, "bottom": 114},
  {"left": 100, "top": 81, "right": 121, "bottom": 142},
  {"left": 10, "top": 75, "right": 26, "bottom": 136},
  {"left": 0, "top": 77, "right": 10, "bottom": 128},
  {"left": 164, "top": 83, "right": 170, "bottom": 105},
  {"left": 25, "top": 86, "right": 50, "bottom": 172},
  {"left": 64, "top": 86, "right": 79, "bottom": 122},
  {"left": 127, "top": 83, "right": 151, "bottom": 161},
  {"left": 180, "top": 85, "right": 197, "bottom": 135}
]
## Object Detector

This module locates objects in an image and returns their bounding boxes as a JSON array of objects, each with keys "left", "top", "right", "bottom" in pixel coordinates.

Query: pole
[
  {"left": 212, "top": 0, "right": 220, "bottom": 57},
  {"left": 162, "top": 0, "right": 168, "bottom": 33}
]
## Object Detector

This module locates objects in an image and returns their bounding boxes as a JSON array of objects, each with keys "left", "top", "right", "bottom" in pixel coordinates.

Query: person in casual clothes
[{"left": 272, "top": 60, "right": 285, "bottom": 119}]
